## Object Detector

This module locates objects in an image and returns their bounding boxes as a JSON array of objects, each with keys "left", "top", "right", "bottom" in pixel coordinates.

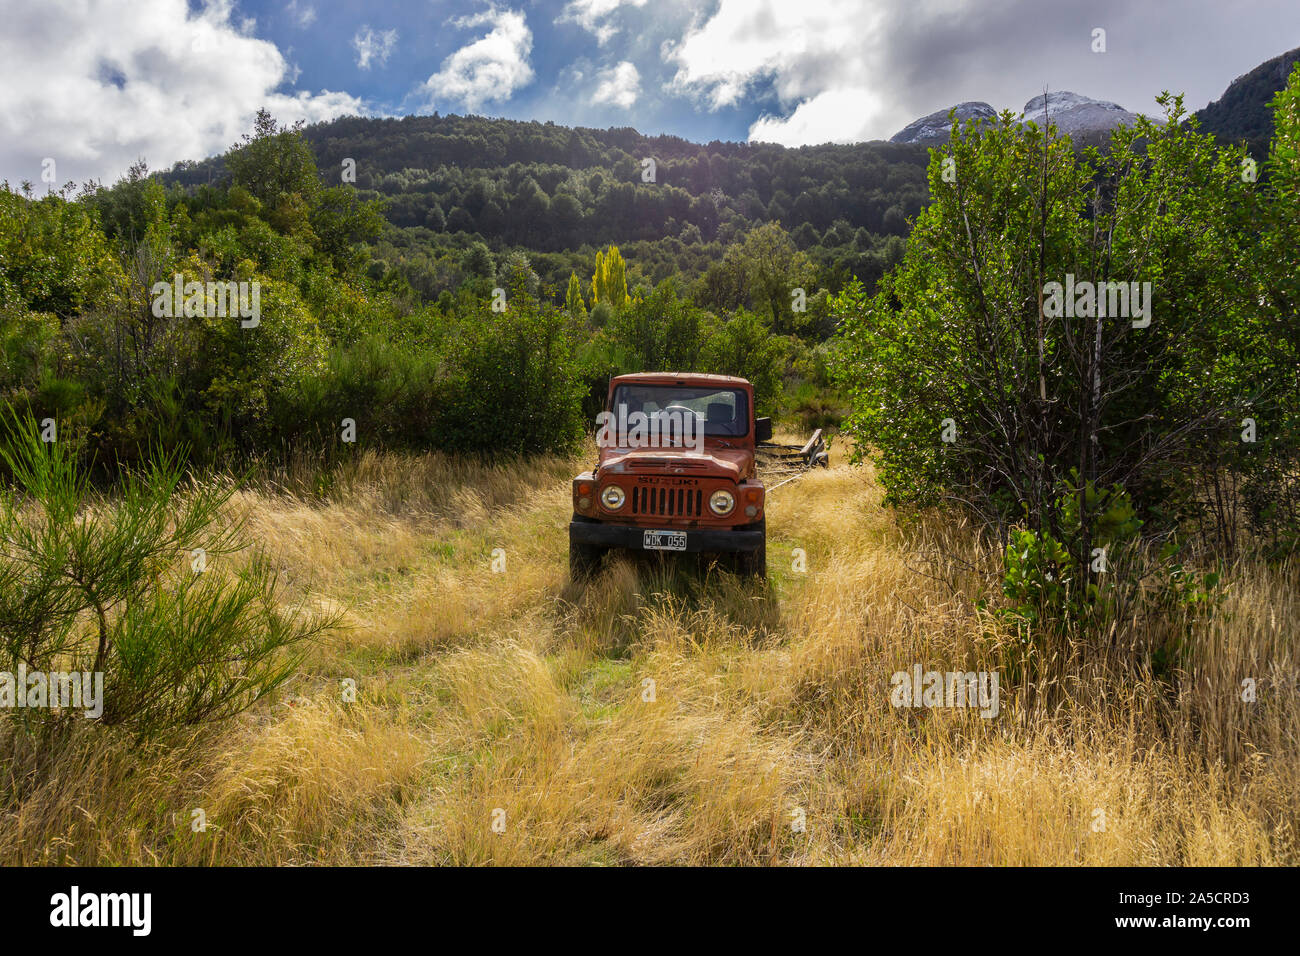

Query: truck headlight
[
  {"left": 709, "top": 489, "right": 735, "bottom": 515},
  {"left": 601, "top": 485, "right": 626, "bottom": 510}
]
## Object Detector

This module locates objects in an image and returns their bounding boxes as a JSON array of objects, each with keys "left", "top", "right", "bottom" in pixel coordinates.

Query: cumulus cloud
[
  {"left": 558, "top": 0, "right": 648, "bottom": 46},
  {"left": 0, "top": 0, "right": 362, "bottom": 187},
  {"left": 353, "top": 26, "right": 397, "bottom": 70},
  {"left": 423, "top": 6, "right": 534, "bottom": 113},
  {"left": 749, "top": 85, "right": 889, "bottom": 146},
  {"left": 591, "top": 61, "right": 640, "bottom": 109},
  {"left": 666, "top": 0, "right": 890, "bottom": 143}
]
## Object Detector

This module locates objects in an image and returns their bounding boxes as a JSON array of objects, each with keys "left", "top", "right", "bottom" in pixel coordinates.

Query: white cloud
[
  {"left": 0, "top": 0, "right": 362, "bottom": 187},
  {"left": 591, "top": 61, "right": 640, "bottom": 109},
  {"left": 665, "top": 0, "right": 894, "bottom": 144},
  {"left": 749, "top": 86, "right": 888, "bottom": 146},
  {"left": 424, "top": 6, "right": 535, "bottom": 112},
  {"left": 353, "top": 26, "right": 397, "bottom": 70},
  {"left": 287, "top": 1, "right": 316, "bottom": 29},
  {"left": 558, "top": 0, "right": 647, "bottom": 46}
]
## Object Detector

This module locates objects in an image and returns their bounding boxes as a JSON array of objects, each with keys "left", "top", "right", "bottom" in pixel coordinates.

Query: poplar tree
[
  {"left": 590, "top": 244, "right": 629, "bottom": 309},
  {"left": 565, "top": 272, "right": 587, "bottom": 319}
]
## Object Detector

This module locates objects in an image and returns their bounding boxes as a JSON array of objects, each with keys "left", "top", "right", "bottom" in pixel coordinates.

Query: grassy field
[{"left": 2, "top": 440, "right": 1298, "bottom": 865}]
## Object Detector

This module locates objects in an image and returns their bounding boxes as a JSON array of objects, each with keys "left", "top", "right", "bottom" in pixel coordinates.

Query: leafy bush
[
  {"left": 0, "top": 416, "right": 332, "bottom": 739},
  {"left": 1001, "top": 473, "right": 1141, "bottom": 626},
  {"left": 1000, "top": 471, "right": 1221, "bottom": 639},
  {"left": 438, "top": 288, "right": 586, "bottom": 455},
  {"left": 282, "top": 334, "right": 447, "bottom": 451},
  {"left": 701, "top": 308, "right": 787, "bottom": 414}
]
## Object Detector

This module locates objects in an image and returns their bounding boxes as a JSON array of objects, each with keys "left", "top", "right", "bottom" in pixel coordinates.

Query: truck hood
[{"left": 597, "top": 446, "right": 753, "bottom": 482}]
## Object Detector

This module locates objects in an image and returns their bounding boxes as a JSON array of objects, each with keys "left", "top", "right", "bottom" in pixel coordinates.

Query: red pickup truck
[{"left": 569, "top": 372, "right": 769, "bottom": 579}]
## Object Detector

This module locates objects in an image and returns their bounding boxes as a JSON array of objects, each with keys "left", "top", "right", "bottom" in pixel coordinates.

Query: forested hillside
[
  {"left": 151, "top": 49, "right": 1299, "bottom": 307},
  {"left": 8, "top": 40, "right": 1300, "bottom": 481},
  {"left": 1195, "top": 45, "right": 1300, "bottom": 156},
  {"left": 3, "top": 107, "right": 869, "bottom": 476},
  {"left": 162, "top": 112, "right": 928, "bottom": 305}
]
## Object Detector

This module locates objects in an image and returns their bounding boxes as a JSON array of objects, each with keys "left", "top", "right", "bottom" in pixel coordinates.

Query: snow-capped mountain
[
  {"left": 1020, "top": 91, "right": 1139, "bottom": 135},
  {"left": 889, "top": 101, "right": 998, "bottom": 144},
  {"left": 891, "top": 92, "right": 1142, "bottom": 145}
]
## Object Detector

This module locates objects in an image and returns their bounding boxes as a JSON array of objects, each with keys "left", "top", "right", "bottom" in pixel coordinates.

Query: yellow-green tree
[
  {"left": 565, "top": 271, "right": 587, "bottom": 319},
  {"left": 590, "top": 244, "right": 629, "bottom": 309}
]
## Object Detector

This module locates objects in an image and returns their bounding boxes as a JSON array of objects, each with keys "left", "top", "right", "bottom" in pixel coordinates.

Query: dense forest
[
  {"left": 1196, "top": 45, "right": 1300, "bottom": 158},
  {"left": 149, "top": 44, "right": 1297, "bottom": 312},
  {"left": 3, "top": 96, "right": 971, "bottom": 474},
  {"left": 161, "top": 112, "right": 929, "bottom": 310},
  {"left": 1, "top": 111, "right": 860, "bottom": 476}
]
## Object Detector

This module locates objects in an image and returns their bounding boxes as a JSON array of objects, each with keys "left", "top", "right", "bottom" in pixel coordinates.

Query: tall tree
[
  {"left": 591, "top": 244, "right": 629, "bottom": 309},
  {"left": 733, "top": 222, "right": 815, "bottom": 334},
  {"left": 565, "top": 272, "right": 587, "bottom": 319},
  {"left": 831, "top": 94, "right": 1279, "bottom": 578},
  {"left": 225, "top": 109, "right": 321, "bottom": 209}
]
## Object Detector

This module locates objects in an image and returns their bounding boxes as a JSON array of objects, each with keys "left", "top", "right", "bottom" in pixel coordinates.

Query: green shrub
[
  {"left": 1000, "top": 472, "right": 1221, "bottom": 640},
  {"left": 283, "top": 334, "right": 447, "bottom": 451},
  {"left": 438, "top": 288, "right": 586, "bottom": 455},
  {"left": 0, "top": 415, "right": 332, "bottom": 739}
]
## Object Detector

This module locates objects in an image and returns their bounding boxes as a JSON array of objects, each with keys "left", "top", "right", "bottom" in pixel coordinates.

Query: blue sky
[
  {"left": 246, "top": 0, "right": 765, "bottom": 142},
  {"left": 3, "top": 0, "right": 1300, "bottom": 187}
]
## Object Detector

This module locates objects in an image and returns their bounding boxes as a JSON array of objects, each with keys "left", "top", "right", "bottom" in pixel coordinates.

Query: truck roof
[{"left": 610, "top": 372, "right": 751, "bottom": 387}]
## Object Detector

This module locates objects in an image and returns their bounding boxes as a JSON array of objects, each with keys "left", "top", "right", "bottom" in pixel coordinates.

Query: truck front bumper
[{"left": 570, "top": 520, "right": 764, "bottom": 553}]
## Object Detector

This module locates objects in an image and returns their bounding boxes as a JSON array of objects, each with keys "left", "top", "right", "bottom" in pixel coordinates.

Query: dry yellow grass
[{"left": 1, "top": 440, "right": 1296, "bottom": 865}]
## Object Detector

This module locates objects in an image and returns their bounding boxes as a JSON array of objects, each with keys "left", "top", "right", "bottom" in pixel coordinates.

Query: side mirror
[{"left": 755, "top": 417, "right": 773, "bottom": 443}]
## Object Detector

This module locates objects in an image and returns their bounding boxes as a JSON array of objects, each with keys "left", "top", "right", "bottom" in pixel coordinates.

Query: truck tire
[
  {"left": 570, "top": 541, "right": 606, "bottom": 579},
  {"left": 569, "top": 516, "right": 607, "bottom": 579},
  {"left": 735, "top": 519, "right": 767, "bottom": 578}
]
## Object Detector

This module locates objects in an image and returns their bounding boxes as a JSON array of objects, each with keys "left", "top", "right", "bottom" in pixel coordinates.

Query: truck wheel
[
  {"left": 569, "top": 514, "right": 607, "bottom": 580},
  {"left": 570, "top": 541, "right": 606, "bottom": 579},
  {"left": 736, "top": 520, "right": 767, "bottom": 578}
]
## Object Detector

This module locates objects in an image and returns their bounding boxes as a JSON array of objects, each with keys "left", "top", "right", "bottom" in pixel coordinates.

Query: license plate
[{"left": 643, "top": 530, "right": 687, "bottom": 551}]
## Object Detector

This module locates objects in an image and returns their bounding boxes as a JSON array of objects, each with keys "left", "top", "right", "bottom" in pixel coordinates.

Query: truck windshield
[{"left": 610, "top": 384, "right": 750, "bottom": 438}]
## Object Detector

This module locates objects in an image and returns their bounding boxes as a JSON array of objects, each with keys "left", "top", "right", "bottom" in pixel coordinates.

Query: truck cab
[{"left": 569, "top": 372, "right": 769, "bottom": 578}]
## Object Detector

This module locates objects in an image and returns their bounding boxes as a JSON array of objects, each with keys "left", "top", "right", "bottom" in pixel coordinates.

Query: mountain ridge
[
  {"left": 1194, "top": 45, "right": 1300, "bottom": 150},
  {"left": 886, "top": 46, "right": 1300, "bottom": 149},
  {"left": 890, "top": 91, "right": 1143, "bottom": 145}
]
